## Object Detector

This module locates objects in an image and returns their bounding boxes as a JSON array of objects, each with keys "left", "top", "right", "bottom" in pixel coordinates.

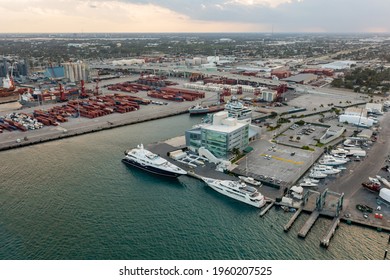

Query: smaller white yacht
[
  {"left": 309, "top": 171, "right": 327, "bottom": 179},
  {"left": 238, "top": 176, "right": 262, "bottom": 187},
  {"left": 312, "top": 164, "right": 341, "bottom": 175},
  {"left": 368, "top": 177, "right": 381, "bottom": 185},
  {"left": 299, "top": 178, "right": 319, "bottom": 187},
  {"left": 319, "top": 155, "right": 348, "bottom": 166},
  {"left": 202, "top": 177, "right": 266, "bottom": 208},
  {"left": 299, "top": 179, "right": 318, "bottom": 187}
]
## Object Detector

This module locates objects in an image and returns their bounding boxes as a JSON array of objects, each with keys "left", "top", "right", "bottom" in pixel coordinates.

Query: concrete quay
[{"left": 0, "top": 103, "right": 192, "bottom": 152}]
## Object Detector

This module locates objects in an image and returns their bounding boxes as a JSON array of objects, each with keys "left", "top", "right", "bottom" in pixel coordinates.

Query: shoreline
[{"left": 0, "top": 107, "right": 190, "bottom": 152}]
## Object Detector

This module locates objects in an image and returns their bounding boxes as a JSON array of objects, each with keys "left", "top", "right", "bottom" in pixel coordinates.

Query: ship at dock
[
  {"left": 188, "top": 103, "right": 225, "bottom": 115},
  {"left": 122, "top": 144, "right": 187, "bottom": 178},
  {"left": 188, "top": 91, "right": 225, "bottom": 115},
  {"left": 201, "top": 177, "right": 266, "bottom": 208}
]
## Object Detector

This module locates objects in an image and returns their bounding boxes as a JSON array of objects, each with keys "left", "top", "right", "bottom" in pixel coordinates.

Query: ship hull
[
  {"left": 122, "top": 158, "right": 183, "bottom": 178},
  {"left": 189, "top": 106, "right": 225, "bottom": 115}
]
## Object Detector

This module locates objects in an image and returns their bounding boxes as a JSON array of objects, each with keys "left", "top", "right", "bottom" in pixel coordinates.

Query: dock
[
  {"left": 259, "top": 200, "right": 275, "bottom": 217},
  {"left": 298, "top": 210, "right": 320, "bottom": 238},
  {"left": 320, "top": 217, "right": 340, "bottom": 247},
  {"left": 284, "top": 207, "right": 303, "bottom": 232}
]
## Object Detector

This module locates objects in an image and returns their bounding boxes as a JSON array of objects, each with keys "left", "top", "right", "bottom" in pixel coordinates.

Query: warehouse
[{"left": 282, "top": 73, "right": 317, "bottom": 84}]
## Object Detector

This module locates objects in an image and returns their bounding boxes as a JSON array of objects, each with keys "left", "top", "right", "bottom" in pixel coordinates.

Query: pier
[
  {"left": 320, "top": 217, "right": 340, "bottom": 247},
  {"left": 298, "top": 210, "right": 320, "bottom": 238},
  {"left": 259, "top": 201, "right": 275, "bottom": 217},
  {"left": 284, "top": 207, "right": 303, "bottom": 232}
]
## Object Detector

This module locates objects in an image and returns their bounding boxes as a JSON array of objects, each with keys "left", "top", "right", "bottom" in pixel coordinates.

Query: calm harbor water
[{"left": 0, "top": 114, "right": 388, "bottom": 260}]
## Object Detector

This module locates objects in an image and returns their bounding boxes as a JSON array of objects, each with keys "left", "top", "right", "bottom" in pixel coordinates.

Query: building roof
[
  {"left": 203, "top": 120, "right": 247, "bottom": 133},
  {"left": 282, "top": 73, "right": 317, "bottom": 83},
  {"left": 44, "top": 66, "right": 64, "bottom": 79},
  {"left": 357, "top": 129, "right": 373, "bottom": 139}
]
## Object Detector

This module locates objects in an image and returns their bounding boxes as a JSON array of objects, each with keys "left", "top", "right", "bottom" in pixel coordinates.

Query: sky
[{"left": 0, "top": 0, "right": 389, "bottom": 33}]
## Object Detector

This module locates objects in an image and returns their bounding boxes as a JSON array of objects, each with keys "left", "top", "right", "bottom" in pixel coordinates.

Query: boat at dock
[
  {"left": 188, "top": 103, "right": 225, "bottom": 115},
  {"left": 309, "top": 170, "right": 327, "bottom": 179},
  {"left": 238, "top": 176, "right": 262, "bottom": 187},
  {"left": 201, "top": 177, "right": 266, "bottom": 208},
  {"left": 122, "top": 144, "right": 187, "bottom": 178},
  {"left": 312, "top": 164, "right": 341, "bottom": 175},
  {"left": 299, "top": 178, "right": 319, "bottom": 187},
  {"left": 362, "top": 181, "right": 381, "bottom": 192},
  {"left": 319, "top": 155, "right": 348, "bottom": 166}
]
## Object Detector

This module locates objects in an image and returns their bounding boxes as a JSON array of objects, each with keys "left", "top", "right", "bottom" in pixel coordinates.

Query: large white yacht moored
[
  {"left": 122, "top": 144, "right": 187, "bottom": 178},
  {"left": 202, "top": 177, "right": 266, "bottom": 208}
]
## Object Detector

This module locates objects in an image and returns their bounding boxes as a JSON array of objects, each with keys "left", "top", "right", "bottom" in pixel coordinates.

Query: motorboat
[
  {"left": 312, "top": 164, "right": 341, "bottom": 175},
  {"left": 122, "top": 144, "right": 187, "bottom": 178},
  {"left": 238, "top": 176, "right": 262, "bottom": 187},
  {"left": 368, "top": 177, "right": 381, "bottom": 185},
  {"left": 319, "top": 155, "right": 348, "bottom": 166},
  {"left": 299, "top": 178, "right": 319, "bottom": 187},
  {"left": 309, "top": 171, "right": 327, "bottom": 179},
  {"left": 362, "top": 181, "right": 381, "bottom": 192},
  {"left": 201, "top": 177, "right": 266, "bottom": 208}
]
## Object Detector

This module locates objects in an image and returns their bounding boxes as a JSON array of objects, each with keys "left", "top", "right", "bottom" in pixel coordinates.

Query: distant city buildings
[{"left": 0, "top": 57, "right": 29, "bottom": 78}]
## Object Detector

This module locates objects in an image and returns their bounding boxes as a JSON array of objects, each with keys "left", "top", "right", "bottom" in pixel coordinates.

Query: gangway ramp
[{"left": 298, "top": 210, "right": 320, "bottom": 238}]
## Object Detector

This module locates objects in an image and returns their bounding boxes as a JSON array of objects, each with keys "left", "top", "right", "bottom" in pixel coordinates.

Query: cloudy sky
[{"left": 0, "top": 0, "right": 388, "bottom": 33}]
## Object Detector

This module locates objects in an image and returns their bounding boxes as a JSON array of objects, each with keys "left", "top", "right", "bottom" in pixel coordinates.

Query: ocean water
[{"left": 0, "top": 114, "right": 388, "bottom": 260}]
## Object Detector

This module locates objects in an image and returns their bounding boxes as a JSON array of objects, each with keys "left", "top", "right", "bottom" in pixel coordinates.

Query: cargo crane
[
  {"left": 274, "top": 83, "right": 288, "bottom": 103},
  {"left": 79, "top": 80, "right": 89, "bottom": 98},
  {"left": 94, "top": 75, "right": 100, "bottom": 96}
]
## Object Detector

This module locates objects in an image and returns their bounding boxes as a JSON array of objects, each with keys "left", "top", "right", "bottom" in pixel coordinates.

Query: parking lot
[
  {"left": 232, "top": 138, "right": 323, "bottom": 187},
  {"left": 275, "top": 122, "right": 329, "bottom": 148}
]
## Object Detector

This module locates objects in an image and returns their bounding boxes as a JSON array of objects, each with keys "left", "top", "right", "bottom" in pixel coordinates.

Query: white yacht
[
  {"left": 238, "top": 176, "right": 262, "bottom": 187},
  {"left": 319, "top": 155, "right": 348, "bottom": 166},
  {"left": 299, "top": 178, "right": 319, "bottom": 187},
  {"left": 368, "top": 177, "right": 381, "bottom": 185},
  {"left": 309, "top": 171, "right": 328, "bottom": 179},
  {"left": 224, "top": 96, "right": 252, "bottom": 120},
  {"left": 312, "top": 164, "right": 341, "bottom": 175},
  {"left": 122, "top": 144, "right": 187, "bottom": 178},
  {"left": 202, "top": 177, "right": 266, "bottom": 208}
]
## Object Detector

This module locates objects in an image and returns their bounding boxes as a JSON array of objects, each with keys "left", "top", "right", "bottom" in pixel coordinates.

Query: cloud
[
  {"left": 0, "top": 0, "right": 261, "bottom": 32},
  {"left": 0, "top": 0, "right": 388, "bottom": 33},
  {"left": 227, "top": 0, "right": 296, "bottom": 8}
]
